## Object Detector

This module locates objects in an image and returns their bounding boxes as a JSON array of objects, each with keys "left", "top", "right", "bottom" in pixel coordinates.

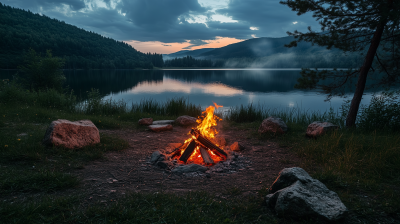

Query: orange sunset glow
[{"left": 125, "top": 36, "right": 244, "bottom": 54}]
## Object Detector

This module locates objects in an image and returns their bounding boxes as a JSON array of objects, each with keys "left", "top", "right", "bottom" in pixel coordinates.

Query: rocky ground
[{"left": 74, "top": 121, "right": 302, "bottom": 204}]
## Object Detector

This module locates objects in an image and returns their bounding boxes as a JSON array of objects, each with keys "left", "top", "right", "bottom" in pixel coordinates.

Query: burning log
[
  {"left": 190, "top": 129, "right": 227, "bottom": 159},
  {"left": 200, "top": 146, "right": 214, "bottom": 164},
  {"left": 169, "top": 146, "right": 183, "bottom": 158},
  {"left": 179, "top": 140, "right": 196, "bottom": 163}
]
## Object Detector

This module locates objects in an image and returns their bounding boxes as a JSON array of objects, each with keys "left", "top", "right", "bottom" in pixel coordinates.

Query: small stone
[
  {"left": 148, "top": 124, "right": 173, "bottom": 132},
  {"left": 172, "top": 164, "right": 208, "bottom": 173},
  {"left": 258, "top": 116, "right": 288, "bottom": 134},
  {"left": 175, "top": 116, "right": 197, "bottom": 126},
  {"left": 152, "top": 120, "right": 175, "bottom": 125},
  {"left": 138, "top": 118, "right": 153, "bottom": 125},
  {"left": 230, "top": 142, "right": 245, "bottom": 151},
  {"left": 112, "top": 179, "right": 118, "bottom": 182},
  {"left": 306, "top": 121, "right": 338, "bottom": 138},
  {"left": 156, "top": 161, "right": 172, "bottom": 169},
  {"left": 150, "top": 151, "right": 165, "bottom": 163},
  {"left": 213, "top": 136, "right": 226, "bottom": 146}
]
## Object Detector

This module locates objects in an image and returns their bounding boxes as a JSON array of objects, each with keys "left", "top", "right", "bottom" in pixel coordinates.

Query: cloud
[
  {"left": 2, "top": 0, "right": 323, "bottom": 52},
  {"left": 116, "top": 0, "right": 204, "bottom": 31},
  {"left": 3, "top": 0, "right": 86, "bottom": 11},
  {"left": 182, "top": 39, "right": 208, "bottom": 49},
  {"left": 217, "top": 0, "right": 320, "bottom": 37}
]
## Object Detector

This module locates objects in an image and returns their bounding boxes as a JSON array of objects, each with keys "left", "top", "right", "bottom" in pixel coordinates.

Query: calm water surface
[{"left": 1, "top": 69, "right": 388, "bottom": 112}]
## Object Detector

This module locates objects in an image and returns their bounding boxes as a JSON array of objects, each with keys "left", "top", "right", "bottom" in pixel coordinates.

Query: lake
[{"left": 0, "top": 69, "right": 389, "bottom": 113}]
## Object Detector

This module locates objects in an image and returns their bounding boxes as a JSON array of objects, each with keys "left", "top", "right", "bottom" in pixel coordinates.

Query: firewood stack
[{"left": 177, "top": 129, "right": 227, "bottom": 164}]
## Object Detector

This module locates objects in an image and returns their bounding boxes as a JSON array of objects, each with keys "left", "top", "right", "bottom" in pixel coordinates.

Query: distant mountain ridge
[
  {"left": 165, "top": 36, "right": 343, "bottom": 59},
  {"left": 163, "top": 48, "right": 215, "bottom": 60},
  {"left": 164, "top": 36, "right": 364, "bottom": 68}
]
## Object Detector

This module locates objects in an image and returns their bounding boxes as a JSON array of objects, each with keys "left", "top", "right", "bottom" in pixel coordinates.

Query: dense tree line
[
  {"left": 164, "top": 56, "right": 216, "bottom": 67},
  {"left": 146, "top": 53, "right": 164, "bottom": 68},
  {"left": 0, "top": 3, "right": 162, "bottom": 69}
]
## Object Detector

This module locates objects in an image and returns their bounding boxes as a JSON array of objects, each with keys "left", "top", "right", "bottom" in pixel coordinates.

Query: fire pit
[
  {"left": 170, "top": 103, "right": 227, "bottom": 165},
  {"left": 148, "top": 103, "right": 251, "bottom": 174}
]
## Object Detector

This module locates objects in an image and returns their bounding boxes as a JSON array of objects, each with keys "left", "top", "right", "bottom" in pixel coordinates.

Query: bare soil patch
[{"left": 75, "top": 122, "right": 302, "bottom": 203}]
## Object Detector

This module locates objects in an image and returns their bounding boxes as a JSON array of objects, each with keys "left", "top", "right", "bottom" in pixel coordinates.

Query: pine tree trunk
[
  {"left": 345, "top": 24, "right": 386, "bottom": 127},
  {"left": 346, "top": 0, "right": 394, "bottom": 127}
]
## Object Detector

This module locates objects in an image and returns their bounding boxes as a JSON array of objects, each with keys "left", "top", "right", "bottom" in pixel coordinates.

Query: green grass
[
  {"left": 1, "top": 81, "right": 400, "bottom": 223},
  {"left": 0, "top": 191, "right": 296, "bottom": 224},
  {"left": 0, "top": 100, "right": 130, "bottom": 196},
  {"left": 228, "top": 106, "right": 400, "bottom": 221}
]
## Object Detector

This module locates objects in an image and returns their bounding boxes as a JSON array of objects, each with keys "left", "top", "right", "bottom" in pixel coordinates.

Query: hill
[
  {"left": 164, "top": 37, "right": 364, "bottom": 68},
  {"left": 0, "top": 3, "right": 162, "bottom": 69},
  {"left": 163, "top": 48, "right": 215, "bottom": 60}
]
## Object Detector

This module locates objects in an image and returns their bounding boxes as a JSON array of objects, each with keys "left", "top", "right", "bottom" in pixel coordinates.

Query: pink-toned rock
[
  {"left": 213, "top": 136, "right": 226, "bottom": 146},
  {"left": 230, "top": 142, "right": 245, "bottom": 151},
  {"left": 306, "top": 121, "right": 338, "bottom": 138},
  {"left": 258, "top": 116, "right": 288, "bottom": 134},
  {"left": 138, "top": 118, "right": 153, "bottom": 125},
  {"left": 43, "top": 119, "right": 100, "bottom": 149},
  {"left": 175, "top": 115, "right": 197, "bottom": 126},
  {"left": 148, "top": 124, "right": 173, "bottom": 132}
]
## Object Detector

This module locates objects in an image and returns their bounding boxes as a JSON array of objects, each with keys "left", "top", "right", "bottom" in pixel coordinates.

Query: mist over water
[{"left": 0, "top": 69, "right": 393, "bottom": 113}]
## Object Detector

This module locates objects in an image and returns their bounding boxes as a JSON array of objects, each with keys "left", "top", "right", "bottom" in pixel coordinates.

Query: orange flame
[{"left": 176, "top": 103, "right": 224, "bottom": 165}]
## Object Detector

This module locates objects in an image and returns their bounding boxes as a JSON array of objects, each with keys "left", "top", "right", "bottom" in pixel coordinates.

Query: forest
[
  {"left": 0, "top": 3, "right": 163, "bottom": 69},
  {"left": 0, "top": 2, "right": 365, "bottom": 70},
  {"left": 163, "top": 56, "right": 222, "bottom": 68}
]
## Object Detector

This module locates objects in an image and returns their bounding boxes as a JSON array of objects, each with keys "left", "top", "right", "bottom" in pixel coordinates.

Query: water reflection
[{"left": 1, "top": 69, "right": 395, "bottom": 112}]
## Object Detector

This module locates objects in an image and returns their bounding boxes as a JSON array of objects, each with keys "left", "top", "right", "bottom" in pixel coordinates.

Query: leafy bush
[
  {"left": 357, "top": 91, "right": 400, "bottom": 132},
  {"left": 0, "top": 81, "right": 76, "bottom": 111},
  {"left": 16, "top": 49, "right": 65, "bottom": 92}
]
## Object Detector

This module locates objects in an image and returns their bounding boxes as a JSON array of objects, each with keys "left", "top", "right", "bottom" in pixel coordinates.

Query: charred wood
[
  {"left": 179, "top": 140, "right": 196, "bottom": 163},
  {"left": 190, "top": 129, "right": 227, "bottom": 159},
  {"left": 200, "top": 146, "right": 214, "bottom": 164}
]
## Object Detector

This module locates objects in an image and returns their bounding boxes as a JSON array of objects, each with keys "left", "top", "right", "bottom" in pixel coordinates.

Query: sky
[{"left": 2, "top": 0, "right": 320, "bottom": 54}]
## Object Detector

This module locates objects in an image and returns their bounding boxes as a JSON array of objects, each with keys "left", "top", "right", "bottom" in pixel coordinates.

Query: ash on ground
[{"left": 146, "top": 141, "right": 252, "bottom": 178}]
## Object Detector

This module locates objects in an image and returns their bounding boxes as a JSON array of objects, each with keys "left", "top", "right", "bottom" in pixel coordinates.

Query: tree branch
[{"left": 375, "top": 53, "right": 394, "bottom": 81}]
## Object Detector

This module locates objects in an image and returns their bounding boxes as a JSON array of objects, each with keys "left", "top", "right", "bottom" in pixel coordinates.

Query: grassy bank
[
  {"left": 1, "top": 80, "right": 399, "bottom": 223},
  {"left": 225, "top": 96, "right": 400, "bottom": 221}
]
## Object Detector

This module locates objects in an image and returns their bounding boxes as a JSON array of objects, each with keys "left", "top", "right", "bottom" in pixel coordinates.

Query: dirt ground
[{"left": 75, "top": 122, "right": 302, "bottom": 203}]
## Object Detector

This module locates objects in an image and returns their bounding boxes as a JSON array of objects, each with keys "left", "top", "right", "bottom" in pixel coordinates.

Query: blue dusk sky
[{"left": 2, "top": 0, "right": 320, "bottom": 53}]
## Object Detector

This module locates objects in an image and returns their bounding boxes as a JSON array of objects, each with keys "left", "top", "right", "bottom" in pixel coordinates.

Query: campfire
[{"left": 170, "top": 103, "right": 227, "bottom": 166}]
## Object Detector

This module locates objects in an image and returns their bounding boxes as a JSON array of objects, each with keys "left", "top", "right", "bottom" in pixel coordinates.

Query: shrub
[
  {"left": 357, "top": 90, "right": 400, "bottom": 132},
  {"left": 16, "top": 49, "right": 65, "bottom": 93}
]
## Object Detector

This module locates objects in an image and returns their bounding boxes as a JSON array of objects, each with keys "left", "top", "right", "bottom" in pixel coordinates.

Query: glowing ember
[{"left": 175, "top": 103, "right": 224, "bottom": 165}]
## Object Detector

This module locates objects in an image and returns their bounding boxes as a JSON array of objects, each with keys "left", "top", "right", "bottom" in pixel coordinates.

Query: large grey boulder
[
  {"left": 265, "top": 167, "right": 348, "bottom": 221},
  {"left": 43, "top": 119, "right": 100, "bottom": 149},
  {"left": 175, "top": 115, "right": 197, "bottom": 126},
  {"left": 258, "top": 116, "right": 288, "bottom": 134},
  {"left": 172, "top": 164, "right": 208, "bottom": 173},
  {"left": 306, "top": 121, "right": 338, "bottom": 138}
]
